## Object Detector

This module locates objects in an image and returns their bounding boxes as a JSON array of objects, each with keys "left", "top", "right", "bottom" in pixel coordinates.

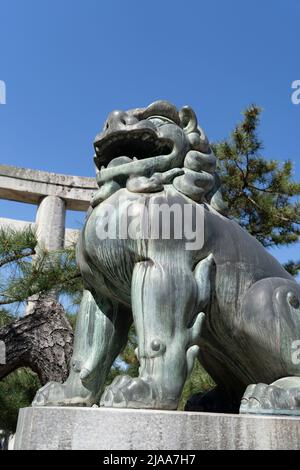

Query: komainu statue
[{"left": 33, "top": 101, "right": 300, "bottom": 415}]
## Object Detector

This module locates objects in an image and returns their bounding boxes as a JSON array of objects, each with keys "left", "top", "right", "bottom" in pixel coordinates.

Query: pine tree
[
  {"left": 0, "top": 227, "right": 82, "bottom": 307},
  {"left": 213, "top": 105, "right": 300, "bottom": 248},
  {"left": 0, "top": 229, "right": 76, "bottom": 435},
  {"left": 0, "top": 309, "right": 40, "bottom": 434}
]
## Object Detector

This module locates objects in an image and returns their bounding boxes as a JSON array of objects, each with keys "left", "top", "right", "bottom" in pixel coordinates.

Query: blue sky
[{"left": 0, "top": 0, "right": 300, "bottom": 266}]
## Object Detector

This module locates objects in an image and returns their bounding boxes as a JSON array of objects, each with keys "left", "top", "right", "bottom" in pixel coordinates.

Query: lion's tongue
[{"left": 107, "top": 156, "right": 134, "bottom": 168}]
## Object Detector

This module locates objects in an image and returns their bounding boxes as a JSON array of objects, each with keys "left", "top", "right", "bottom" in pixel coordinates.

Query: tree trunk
[
  {"left": 0, "top": 299, "right": 73, "bottom": 385},
  {"left": 0, "top": 430, "right": 13, "bottom": 450}
]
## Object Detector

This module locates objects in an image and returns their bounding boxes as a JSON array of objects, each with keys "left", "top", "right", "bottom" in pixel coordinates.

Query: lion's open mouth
[{"left": 94, "top": 129, "right": 173, "bottom": 169}]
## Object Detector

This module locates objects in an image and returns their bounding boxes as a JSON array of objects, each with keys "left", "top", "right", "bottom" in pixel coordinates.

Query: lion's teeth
[{"left": 133, "top": 157, "right": 138, "bottom": 161}]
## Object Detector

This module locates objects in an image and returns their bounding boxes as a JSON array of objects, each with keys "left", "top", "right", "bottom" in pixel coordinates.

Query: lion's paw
[
  {"left": 240, "top": 383, "right": 300, "bottom": 415},
  {"left": 32, "top": 381, "right": 94, "bottom": 407},
  {"left": 100, "top": 375, "right": 158, "bottom": 409},
  {"left": 32, "top": 382, "right": 66, "bottom": 406}
]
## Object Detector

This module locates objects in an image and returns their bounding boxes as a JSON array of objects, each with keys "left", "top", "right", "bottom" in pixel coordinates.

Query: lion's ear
[
  {"left": 180, "top": 106, "right": 210, "bottom": 152},
  {"left": 179, "top": 106, "right": 198, "bottom": 134}
]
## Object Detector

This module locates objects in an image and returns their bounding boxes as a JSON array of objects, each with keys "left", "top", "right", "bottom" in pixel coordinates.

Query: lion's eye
[{"left": 147, "top": 116, "right": 174, "bottom": 127}]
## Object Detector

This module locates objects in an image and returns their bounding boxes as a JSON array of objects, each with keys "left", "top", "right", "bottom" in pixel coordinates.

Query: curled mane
[{"left": 172, "top": 106, "right": 228, "bottom": 216}]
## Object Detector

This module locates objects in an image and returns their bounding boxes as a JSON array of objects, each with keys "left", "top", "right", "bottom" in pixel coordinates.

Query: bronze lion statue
[{"left": 33, "top": 101, "right": 300, "bottom": 416}]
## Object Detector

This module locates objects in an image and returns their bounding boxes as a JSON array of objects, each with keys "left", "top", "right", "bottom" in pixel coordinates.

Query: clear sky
[{"left": 0, "top": 0, "right": 299, "bottom": 265}]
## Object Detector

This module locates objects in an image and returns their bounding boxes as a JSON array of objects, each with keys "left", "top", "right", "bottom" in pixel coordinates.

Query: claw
[
  {"left": 80, "top": 367, "right": 91, "bottom": 381},
  {"left": 186, "top": 345, "right": 200, "bottom": 376}
]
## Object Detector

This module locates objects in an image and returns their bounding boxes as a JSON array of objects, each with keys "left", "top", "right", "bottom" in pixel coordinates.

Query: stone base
[{"left": 14, "top": 407, "right": 300, "bottom": 450}]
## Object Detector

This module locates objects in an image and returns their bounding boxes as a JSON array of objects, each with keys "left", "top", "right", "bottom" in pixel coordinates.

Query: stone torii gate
[
  {"left": 0, "top": 164, "right": 98, "bottom": 311},
  {"left": 0, "top": 164, "right": 97, "bottom": 249}
]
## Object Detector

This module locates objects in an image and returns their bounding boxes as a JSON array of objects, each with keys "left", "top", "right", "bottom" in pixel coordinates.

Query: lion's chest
[
  {"left": 83, "top": 206, "right": 138, "bottom": 295},
  {"left": 81, "top": 187, "right": 203, "bottom": 290}
]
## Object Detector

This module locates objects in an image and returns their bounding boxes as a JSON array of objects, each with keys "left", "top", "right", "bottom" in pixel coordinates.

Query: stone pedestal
[{"left": 14, "top": 407, "right": 300, "bottom": 450}]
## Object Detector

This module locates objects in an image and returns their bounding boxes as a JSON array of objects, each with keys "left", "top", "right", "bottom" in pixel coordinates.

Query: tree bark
[{"left": 0, "top": 299, "right": 73, "bottom": 385}]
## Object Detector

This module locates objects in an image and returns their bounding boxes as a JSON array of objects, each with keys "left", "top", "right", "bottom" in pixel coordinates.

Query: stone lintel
[
  {"left": 0, "top": 217, "right": 35, "bottom": 232},
  {"left": 0, "top": 164, "right": 97, "bottom": 211}
]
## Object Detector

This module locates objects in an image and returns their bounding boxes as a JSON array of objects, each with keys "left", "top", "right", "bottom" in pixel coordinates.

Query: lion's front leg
[
  {"left": 100, "top": 260, "right": 207, "bottom": 410},
  {"left": 33, "top": 290, "right": 132, "bottom": 407}
]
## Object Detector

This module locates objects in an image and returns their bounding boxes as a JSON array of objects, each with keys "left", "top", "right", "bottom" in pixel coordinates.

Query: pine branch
[
  {"left": 0, "top": 248, "right": 35, "bottom": 268},
  {"left": 213, "top": 105, "right": 300, "bottom": 247},
  {"left": 283, "top": 260, "right": 300, "bottom": 277}
]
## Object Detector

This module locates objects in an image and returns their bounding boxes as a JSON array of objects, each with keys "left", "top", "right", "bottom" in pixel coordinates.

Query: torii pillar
[
  {"left": 26, "top": 196, "right": 67, "bottom": 314},
  {"left": 0, "top": 164, "right": 97, "bottom": 313}
]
